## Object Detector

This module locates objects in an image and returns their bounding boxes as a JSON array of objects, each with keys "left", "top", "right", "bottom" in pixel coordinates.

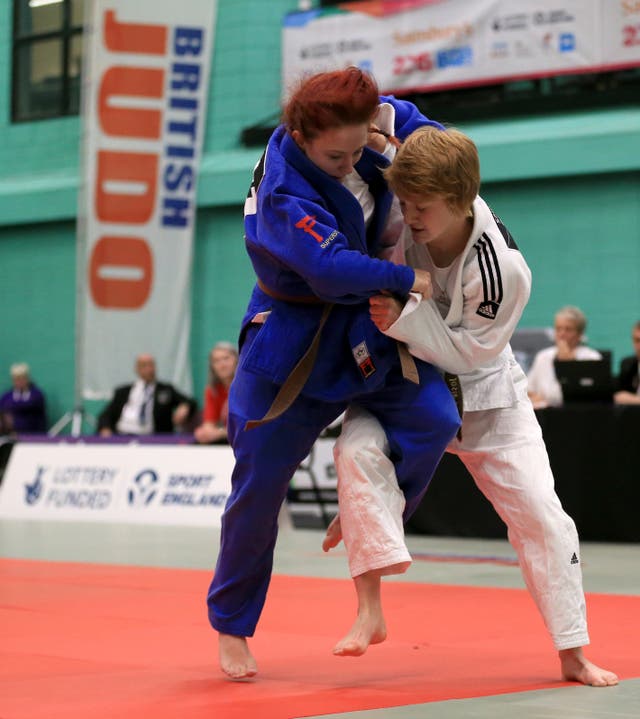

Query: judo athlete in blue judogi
[{"left": 206, "top": 68, "right": 461, "bottom": 679}]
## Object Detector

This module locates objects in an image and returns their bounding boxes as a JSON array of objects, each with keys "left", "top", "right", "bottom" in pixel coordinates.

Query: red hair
[{"left": 283, "top": 67, "right": 379, "bottom": 140}]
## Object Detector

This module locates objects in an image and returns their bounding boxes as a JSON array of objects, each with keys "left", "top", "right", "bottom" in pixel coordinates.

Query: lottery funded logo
[
  {"left": 23, "top": 463, "right": 118, "bottom": 510},
  {"left": 24, "top": 466, "right": 46, "bottom": 505}
]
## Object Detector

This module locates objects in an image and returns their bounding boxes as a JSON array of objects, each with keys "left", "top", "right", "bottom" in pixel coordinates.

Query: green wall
[
  {"left": 0, "top": 207, "right": 257, "bottom": 428},
  {"left": 1, "top": 0, "right": 639, "bottom": 431},
  {"left": 0, "top": 221, "right": 76, "bottom": 427},
  {"left": 189, "top": 207, "right": 256, "bottom": 406},
  {"left": 482, "top": 171, "right": 640, "bottom": 353},
  {"left": 0, "top": 0, "right": 292, "bottom": 429}
]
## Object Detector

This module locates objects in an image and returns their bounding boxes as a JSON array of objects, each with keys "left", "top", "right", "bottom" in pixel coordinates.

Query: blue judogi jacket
[{"left": 239, "top": 96, "right": 442, "bottom": 402}]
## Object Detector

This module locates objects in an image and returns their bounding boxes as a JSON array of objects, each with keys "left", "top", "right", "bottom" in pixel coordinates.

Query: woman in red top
[{"left": 194, "top": 342, "right": 238, "bottom": 444}]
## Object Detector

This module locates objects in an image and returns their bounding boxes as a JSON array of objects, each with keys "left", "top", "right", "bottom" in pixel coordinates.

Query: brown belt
[
  {"left": 397, "top": 342, "right": 419, "bottom": 384},
  {"left": 245, "top": 301, "right": 333, "bottom": 430},
  {"left": 245, "top": 280, "right": 419, "bottom": 430},
  {"left": 444, "top": 371, "right": 464, "bottom": 439},
  {"left": 256, "top": 278, "right": 324, "bottom": 305}
]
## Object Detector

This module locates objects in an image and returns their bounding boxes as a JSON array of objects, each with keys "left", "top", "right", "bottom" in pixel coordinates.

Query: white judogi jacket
[
  {"left": 384, "top": 196, "right": 532, "bottom": 412},
  {"left": 337, "top": 195, "right": 588, "bottom": 651}
]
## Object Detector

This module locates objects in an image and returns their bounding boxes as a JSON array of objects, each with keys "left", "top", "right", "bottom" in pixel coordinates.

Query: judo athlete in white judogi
[{"left": 323, "top": 126, "right": 618, "bottom": 687}]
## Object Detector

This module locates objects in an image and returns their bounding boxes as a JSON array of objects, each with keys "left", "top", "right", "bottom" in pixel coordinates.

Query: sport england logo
[
  {"left": 128, "top": 469, "right": 159, "bottom": 507},
  {"left": 24, "top": 466, "right": 46, "bottom": 505}
]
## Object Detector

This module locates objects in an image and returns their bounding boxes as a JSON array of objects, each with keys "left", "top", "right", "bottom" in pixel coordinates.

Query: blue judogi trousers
[{"left": 207, "top": 333, "right": 460, "bottom": 637}]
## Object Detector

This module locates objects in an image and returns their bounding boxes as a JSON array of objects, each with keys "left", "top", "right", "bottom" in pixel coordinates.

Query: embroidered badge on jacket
[{"left": 352, "top": 341, "right": 376, "bottom": 378}]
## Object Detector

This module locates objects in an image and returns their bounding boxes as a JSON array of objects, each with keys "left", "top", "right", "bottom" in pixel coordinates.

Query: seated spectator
[
  {"left": 0, "top": 363, "right": 47, "bottom": 434},
  {"left": 527, "top": 305, "right": 601, "bottom": 408},
  {"left": 97, "top": 353, "right": 197, "bottom": 436},
  {"left": 614, "top": 320, "right": 640, "bottom": 406},
  {"left": 194, "top": 342, "right": 238, "bottom": 445}
]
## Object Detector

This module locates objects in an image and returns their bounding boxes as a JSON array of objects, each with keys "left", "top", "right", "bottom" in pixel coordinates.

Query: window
[{"left": 12, "top": 0, "right": 84, "bottom": 121}]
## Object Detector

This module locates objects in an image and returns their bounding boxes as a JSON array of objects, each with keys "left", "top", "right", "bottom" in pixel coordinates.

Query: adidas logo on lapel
[
  {"left": 476, "top": 301, "right": 499, "bottom": 320},
  {"left": 352, "top": 341, "right": 376, "bottom": 378}
]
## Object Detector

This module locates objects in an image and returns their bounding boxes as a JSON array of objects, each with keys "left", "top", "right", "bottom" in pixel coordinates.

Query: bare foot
[
  {"left": 322, "top": 514, "right": 343, "bottom": 552},
  {"left": 333, "top": 611, "right": 387, "bottom": 656},
  {"left": 559, "top": 647, "right": 619, "bottom": 686},
  {"left": 219, "top": 633, "right": 258, "bottom": 679}
]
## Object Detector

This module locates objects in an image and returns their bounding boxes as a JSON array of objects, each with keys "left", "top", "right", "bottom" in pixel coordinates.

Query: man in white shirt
[{"left": 97, "top": 354, "right": 196, "bottom": 436}]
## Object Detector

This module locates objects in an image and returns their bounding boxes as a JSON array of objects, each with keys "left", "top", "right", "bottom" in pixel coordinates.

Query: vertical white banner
[{"left": 78, "top": 0, "right": 217, "bottom": 400}]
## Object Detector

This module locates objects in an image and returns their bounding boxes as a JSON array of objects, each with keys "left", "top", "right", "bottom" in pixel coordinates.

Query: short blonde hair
[
  {"left": 384, "top": 126, "right": 480, "bottom": 214},
  {"left": 10, "top": 362, "right": 29, "bottom": 378}
]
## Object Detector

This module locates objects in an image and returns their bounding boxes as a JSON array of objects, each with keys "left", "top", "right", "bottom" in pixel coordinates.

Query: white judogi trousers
[{"left": 334, "top": 399, "right": 589, "bottom": 650}]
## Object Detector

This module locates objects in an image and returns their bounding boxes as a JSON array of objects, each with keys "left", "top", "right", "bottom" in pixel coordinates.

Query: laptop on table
[{"left": 554, "top": 359, "right": 614, "bottom": 404}]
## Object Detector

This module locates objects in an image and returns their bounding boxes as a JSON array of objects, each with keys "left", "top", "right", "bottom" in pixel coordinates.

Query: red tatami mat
[{"left": 1, "top": 558, "right": 638, "bottom": 719}]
